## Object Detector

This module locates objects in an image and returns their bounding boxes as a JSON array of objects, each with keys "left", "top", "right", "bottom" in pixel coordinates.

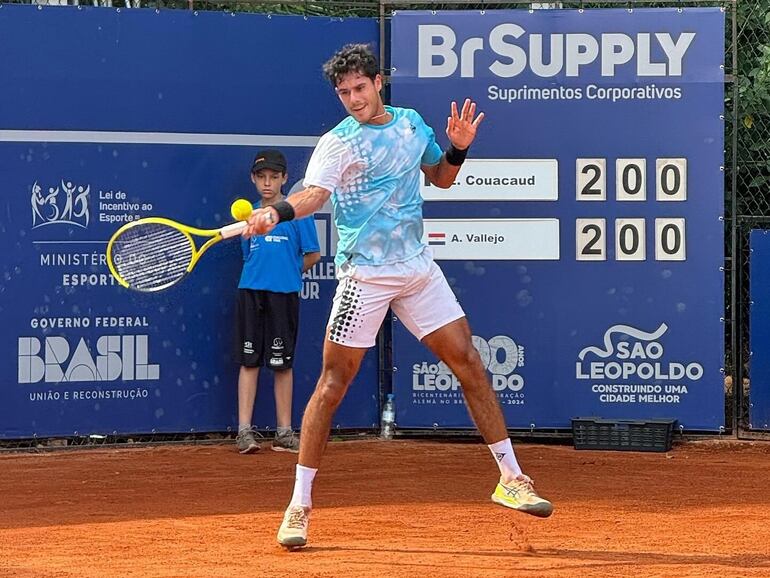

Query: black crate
[{"left": 571, "top": 417, "right": 677, "bottom": 452}]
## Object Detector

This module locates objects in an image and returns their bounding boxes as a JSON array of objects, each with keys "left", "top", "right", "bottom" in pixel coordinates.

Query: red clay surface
[{"left": 1, "top": 439, "right": 769, "bottom": 578}]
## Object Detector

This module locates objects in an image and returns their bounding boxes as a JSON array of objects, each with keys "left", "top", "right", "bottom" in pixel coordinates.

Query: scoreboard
[{"left": 391, "top": 8, "right": 725, "bottom": 431}]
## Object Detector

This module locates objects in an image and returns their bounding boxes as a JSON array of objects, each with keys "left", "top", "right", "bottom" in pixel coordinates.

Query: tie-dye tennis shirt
[{"left": 303, "top": 106, "right": 443, "bottom": 268}]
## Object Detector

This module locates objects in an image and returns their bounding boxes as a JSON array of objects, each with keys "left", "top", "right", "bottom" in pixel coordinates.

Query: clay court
[{"left": 1, "top": 439, "right": 769, "bottom": 578}]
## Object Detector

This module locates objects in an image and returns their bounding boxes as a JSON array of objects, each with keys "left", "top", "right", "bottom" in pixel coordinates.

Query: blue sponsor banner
[
  {"left": 749, "top": 230, "right": 770, "bottom": 431},
  {"left": 0, "top": 6, "right": 379, "bottom": 438},
  {"left": 391, "top": 9, "right": 725, "bottom": 430}
]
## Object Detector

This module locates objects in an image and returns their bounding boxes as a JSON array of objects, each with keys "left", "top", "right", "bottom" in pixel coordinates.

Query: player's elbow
[
  {"left": 431, "top": 177, "right": 454, "bottom": 189},
  {"left": 423, "top": 165, "right": 453, "bottom": 189},
  {"left": 427, "top": 173, "right": 454, "bottom": 189}
]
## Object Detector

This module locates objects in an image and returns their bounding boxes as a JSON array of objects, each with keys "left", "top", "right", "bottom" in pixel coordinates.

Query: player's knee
[
  {"left": 315, "top": 377, "right": 347, "bottom": 408},
  {"left": 452, "top": 344, "right": 483, "bottom": 373}
]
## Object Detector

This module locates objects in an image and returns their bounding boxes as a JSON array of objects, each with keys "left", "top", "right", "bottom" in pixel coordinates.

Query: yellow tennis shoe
[{"left": 491, "top": 474, "right": 553, "bottom": 518}]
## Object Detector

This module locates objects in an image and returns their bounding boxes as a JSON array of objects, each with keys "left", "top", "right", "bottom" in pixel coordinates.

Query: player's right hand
[{"left": 242, "top": 207, "right": 277, "bottom": 238}]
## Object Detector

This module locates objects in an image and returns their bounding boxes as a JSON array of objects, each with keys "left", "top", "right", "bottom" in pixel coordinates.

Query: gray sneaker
[
  {"left": 235, "top": 428, "right": 261, "bottom": 454},
  {"left": 272, "top": 430, "right": 300, "bottom": 453}
]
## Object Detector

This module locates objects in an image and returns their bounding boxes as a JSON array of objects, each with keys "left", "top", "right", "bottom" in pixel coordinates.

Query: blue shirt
[
  {"left": 238, "top": 207, "right": 320, "bottom": 293},
  {"left": 303, "top": 106, "right": 442, "bottom": 267}
]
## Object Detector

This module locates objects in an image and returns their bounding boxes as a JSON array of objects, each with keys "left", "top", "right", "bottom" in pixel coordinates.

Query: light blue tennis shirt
[{"left": 303, "top": 106, "right": 443, "bottom": 268}]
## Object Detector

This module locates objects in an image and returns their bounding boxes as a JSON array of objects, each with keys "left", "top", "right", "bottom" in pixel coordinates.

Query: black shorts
[{"left": 234, "top": 289, "right": 299, "bottom": 369}]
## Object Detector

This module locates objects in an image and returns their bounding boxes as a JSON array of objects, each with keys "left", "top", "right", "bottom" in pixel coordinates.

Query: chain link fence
[
  {"left": 720, "top": 0, "right": 770, "bottom": 436},
  {"left": 3, "top": 0, "right": 769, "bottom": 446}
]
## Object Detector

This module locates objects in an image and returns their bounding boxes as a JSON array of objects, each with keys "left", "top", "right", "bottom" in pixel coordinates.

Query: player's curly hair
[{"left": 323, "top": 44, "right": 379, "bottom": 87}]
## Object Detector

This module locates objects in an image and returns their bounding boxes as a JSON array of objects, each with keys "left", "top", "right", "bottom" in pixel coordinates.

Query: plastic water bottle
[{"left": 380, "top": 393, "right": 396, "bottom": 440}]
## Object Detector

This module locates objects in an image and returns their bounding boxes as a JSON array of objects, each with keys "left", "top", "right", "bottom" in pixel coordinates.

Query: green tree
[{"left": 733, "top": 0, "right": 770, "bottom": 209}]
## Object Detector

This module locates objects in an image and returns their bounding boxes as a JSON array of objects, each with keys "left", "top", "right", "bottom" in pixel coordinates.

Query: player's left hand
[
  {"left": 242, "top": 207, "right": 277, "bottom": 238},
  {"left": 446, "top": 98, "right": 485, "bottom": 150}
]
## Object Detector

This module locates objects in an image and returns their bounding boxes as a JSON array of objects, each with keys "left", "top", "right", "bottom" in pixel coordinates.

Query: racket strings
[{"left": 111, "top": 223, "right": 194, "bottom": 291}]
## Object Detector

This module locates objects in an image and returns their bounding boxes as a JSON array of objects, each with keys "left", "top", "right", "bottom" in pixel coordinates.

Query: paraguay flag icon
[{"left": 428, "top": 232, "right": 446, "bottom": 246}]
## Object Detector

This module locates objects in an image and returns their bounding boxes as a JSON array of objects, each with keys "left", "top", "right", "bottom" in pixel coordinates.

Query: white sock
[
  {"left": 289, "top": 464, "right": 317, "bottom": 509},
  {"left": 488, "top": 438, "right": 522, "bottom": 482},
  {"left": 238, "top": 423, "right": 251, "bottom": 433}
]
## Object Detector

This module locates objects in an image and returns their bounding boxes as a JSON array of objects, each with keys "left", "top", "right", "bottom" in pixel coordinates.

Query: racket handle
[{"left": 220, "top": 221, "right": 248, "bottom": 239}]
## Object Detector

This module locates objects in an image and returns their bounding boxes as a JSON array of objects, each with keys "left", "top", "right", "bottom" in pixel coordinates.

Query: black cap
[{"left": 251, "top": 149, "right": 287, "bottom": 174}]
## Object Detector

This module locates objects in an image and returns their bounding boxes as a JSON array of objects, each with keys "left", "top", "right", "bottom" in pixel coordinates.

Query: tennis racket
[{"left": 106, "top": 217, "right": 248, "bottom": 292}]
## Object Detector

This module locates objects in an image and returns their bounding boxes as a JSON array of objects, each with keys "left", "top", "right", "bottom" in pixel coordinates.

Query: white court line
[{"left": 0, "top": 130, "right": 319, "bottom": 147}]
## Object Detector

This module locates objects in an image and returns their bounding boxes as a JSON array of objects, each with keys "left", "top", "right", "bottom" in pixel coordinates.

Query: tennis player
[{"left": 242, "top": 44, "right": 553, "bottom": 549}]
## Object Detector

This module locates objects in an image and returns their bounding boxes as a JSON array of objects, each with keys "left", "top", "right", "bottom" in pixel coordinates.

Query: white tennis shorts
[{"left": 327, "top": 248, "right": 465, "bottom": 348}]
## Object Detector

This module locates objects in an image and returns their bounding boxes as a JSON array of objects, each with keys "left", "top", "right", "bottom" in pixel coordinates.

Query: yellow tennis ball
[{"left": 230, "top": 199, "right": 253, "bottom": 221}]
